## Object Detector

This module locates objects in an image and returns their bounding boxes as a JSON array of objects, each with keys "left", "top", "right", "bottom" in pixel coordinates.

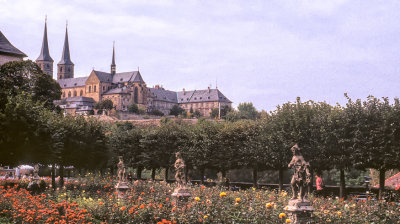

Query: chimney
[
  {"left": 183, "top": 88, "right": 186, "bottom": 95},
  {"left": 208, "top": 86, "right": 211, "bottom": 93},
  {"left": 155, "top": 85, "right": 160, "bottom": 89}
]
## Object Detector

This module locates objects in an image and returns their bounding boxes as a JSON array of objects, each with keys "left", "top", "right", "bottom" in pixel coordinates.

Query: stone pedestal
[
  {"left": 115, "top": 182, "right": 129, "bottom": 199},
  {"left": 171, "top": 187, "right": 191, "bottom": 207},
  {"left": 285, "top": 199, "right": 314, "bottom": 224}
]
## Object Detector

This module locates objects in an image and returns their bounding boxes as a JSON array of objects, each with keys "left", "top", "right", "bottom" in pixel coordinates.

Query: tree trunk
[
  {"left": 151, "top": 168, "right": 156, "bottom": 180},
  {"left": 339, "top": 169, "right": 346, "bottom": 199},
  {"left": 252, "top": 168, "right": 258, "bottom": 188},
  {"left": 137, "top": 166, "right": 143, "bottom": 180},
  {"left": 164, "top": 167, "right": 169, "bottom": 181},
  {"left": 278, "top": 168, "right": 284, "bottom": 192},
  {"left": 51, "top": 164, "right": 56, "bottom": 190},
  {"left": 308, "top": 169, "right": 314, "bottom": 194},
  {"left": 59, "top": 164, "right": 64, "bottom": 187},
  {"left": 379, "top": 169, "right": 385, "bottom": 200},
  {"left": 184, "top": 166, "right": 189, "bottom": 184},
  {"left": 200, "top": 168, "right": 205, "bottom": 185}
]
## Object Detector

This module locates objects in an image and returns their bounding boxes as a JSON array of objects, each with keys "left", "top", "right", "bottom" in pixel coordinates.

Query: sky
[{"left": 1, "top": 0, "right": 400, "bottom": 111}]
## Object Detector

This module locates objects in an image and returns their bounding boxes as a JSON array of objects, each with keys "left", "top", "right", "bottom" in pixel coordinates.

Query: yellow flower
[
  {"left": 337, "top": 211, "right": 342, "bottom": 216},
  {"left": 327, "top": 219, "right": 332, "bottom": 223},
  {"left": 266, "top": 203, "right": 273, "bottom": 209},
  {"left": 279, "top": 213, "right": 286, "bottom": 219},
  {"left": 220, "top": 192, "right": 227, "bottom": 198},
  {"left": 203, "top": 215, "right": 208, "bottom": 219},
  {"left": 324, "top": 210, "right": 329, "bottom": 214},
  {"left": 286, "top": 218, "right": 292, "bottom": 223},
  {"left": 195, "top": 197, "right": 200, "bottom": 201},
  {"left": 235, "top": 198, "right": 241, "bottom": 203}
]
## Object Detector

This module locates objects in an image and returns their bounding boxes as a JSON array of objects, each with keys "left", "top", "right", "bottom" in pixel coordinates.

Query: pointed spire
[
  {"left": 36, "top": 16, "right": 53, "bottom": 62},
  {"left": 111, "top": 41, "right": 116, "bottom": 66},
  {"left": 111, "top": 41, "right": 116, "bottom": 75},
  {"left": 58, "top": 21, "right": 73, "bottom": 65}
]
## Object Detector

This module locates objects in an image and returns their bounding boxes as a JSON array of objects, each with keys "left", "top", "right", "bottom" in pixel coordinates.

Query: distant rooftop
[{"left": 0, "top": 31, "right": 27, "bottom": 57}]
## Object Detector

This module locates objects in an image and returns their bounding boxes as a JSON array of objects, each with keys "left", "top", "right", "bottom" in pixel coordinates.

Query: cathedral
[{"left": 36, "top": 20, "right": 232, "bottom": 117}]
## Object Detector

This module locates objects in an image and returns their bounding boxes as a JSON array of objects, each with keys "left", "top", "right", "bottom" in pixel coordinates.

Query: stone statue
[
  {"left": 174, "top": 152, "right": 186, "bottom": 188},
  {"left": 117, "top": 156, "right": 126, "bottom": 183},
  {"left": 33, "top": 164, "right": 39, "bottom": 179},
  {"left": 288, "top": 144, "right": 311, "bottom": 202}
]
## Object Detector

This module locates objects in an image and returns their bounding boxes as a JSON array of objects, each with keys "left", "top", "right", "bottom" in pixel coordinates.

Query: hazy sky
[{"left": 1, "top": 0, "right": 400, "bottom": 111}]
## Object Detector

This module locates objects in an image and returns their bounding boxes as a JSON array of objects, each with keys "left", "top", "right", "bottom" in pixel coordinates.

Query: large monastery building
[{"left": 35, "top": 20, "right": 232, "bottom": 116}]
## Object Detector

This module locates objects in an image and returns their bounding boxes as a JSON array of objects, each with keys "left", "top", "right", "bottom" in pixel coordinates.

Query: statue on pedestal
[
  {"left": 117, "top": 156, "right": 126, "bottom": 183},
  {"left": 288, "top": 144, "right": 311, "bottom": 201},
  {"left": 174, "top": 152, "right": 186, "bottom": 188},
  {"left": 115, "top": 156, "right": 129, "bottom": 198},
  {"left": 171, "top": 152, "right": 191, "bottom": 205},
  {"left": 285, "top": 144, "right": 314, "bottom": 224}
]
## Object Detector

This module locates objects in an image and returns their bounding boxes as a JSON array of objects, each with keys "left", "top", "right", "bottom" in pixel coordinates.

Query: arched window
[
  {"left": 62, "top": 92, "right": 65, "bottom": 98},
  {"left": 80, "top": 90, "right": 83, "bottom": 96},
  {"left": 60, "top": 67, "right": 63, "bottom": 72},
  {"left": 94, "top": 85, "right": 97, "bottom": 92},
  {"left": 68, "top": 91, "right": 71, "bottom": 97},
  {"left": 134, "top": 87, "right": 139, "bottom": 104},
  {"left": 89, "top": 86, "right": 91, "bottom": 93},
  {"left": 73, "top": 91, "right": 77, "bottom": 97}
]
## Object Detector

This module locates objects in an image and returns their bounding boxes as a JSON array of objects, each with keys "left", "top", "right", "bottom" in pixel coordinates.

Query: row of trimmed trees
[{"left": 108, "top": 96, "right": 400, "bottom": 199}]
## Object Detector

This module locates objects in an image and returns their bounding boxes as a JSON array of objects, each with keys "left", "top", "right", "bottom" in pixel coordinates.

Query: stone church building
[{"left": 36, "top": 20, "right": 232, "bottom": 116}]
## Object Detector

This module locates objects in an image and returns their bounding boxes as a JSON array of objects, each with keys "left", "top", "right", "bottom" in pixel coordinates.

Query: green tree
[
  {"left": 128, "top": 103, "right": 139, "bottom": 113},
  {"left": 237, "top": 102, "right": 259, "bottom": 120},
  {"left": 0, "top": 60, "right": 61, "bottom": 111},
  {"left": 169, "top": 105, "right": 185, "bottom": 116}
]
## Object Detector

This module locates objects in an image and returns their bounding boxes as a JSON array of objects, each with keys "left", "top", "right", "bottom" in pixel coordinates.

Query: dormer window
[
  {"left": 64, "top": 84, "right": 67, "bottom": 87},
  {"left": 74, "top": 83, "right": 77, "bottom": 86},
  {"left": 208, "top": 97, "right": 210, "bottom": 99},
  {"left": 194, "top": 97, "right": 197, "bottom": 100},
  {"left": 120, "top": 78, "right": 123, "bottom": 81},
  {"left": 200, "top": 97, "right": 202, "bottom": 100}
]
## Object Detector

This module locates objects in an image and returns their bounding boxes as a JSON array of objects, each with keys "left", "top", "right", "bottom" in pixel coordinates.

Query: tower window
[
  {"left": 60, "top": 67, "right": 63, "bottom": 72},
  {"left": 89, "top": 86, "right": 91, "bottom": 93},
  {"left": 80, "top": 90, "right": 83, "bottom": 96},
  {"left": 94, "top": 85, "right": 97, "bottom": 92},
  {"left": 46, "top": 64, "right": 49, "bottom": 68},
  {"left": 68, "top": 68, "right": 71, "bottom": 72}
]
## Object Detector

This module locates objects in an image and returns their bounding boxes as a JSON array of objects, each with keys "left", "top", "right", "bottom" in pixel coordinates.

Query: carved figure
[
  {"left": 33, "top": 164, "right": 39, "bottom": 178},
  {"left": 288, "top": 144, "right": 311, "bottom": 201},
  {"left": 174, "top": 152, "right": 186, "bottom": 188},
  {"left": 117, "top": 156, "right": 126, "bottom": 183}
]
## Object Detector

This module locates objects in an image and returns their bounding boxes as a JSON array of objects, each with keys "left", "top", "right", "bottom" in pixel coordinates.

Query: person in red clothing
[{"left": 315, "top": 173, "right": 324, "bottom": 197}]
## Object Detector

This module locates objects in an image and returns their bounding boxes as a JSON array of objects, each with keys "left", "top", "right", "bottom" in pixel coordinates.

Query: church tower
[
  {"left": 57, "top": 23, "right": 74, "bottom": 80},
  {"left": 36, "top": 17, "right": 53, "bottom": 76},
  {"left": 111, "top": 42, "right": 116, "bottom": 75}
]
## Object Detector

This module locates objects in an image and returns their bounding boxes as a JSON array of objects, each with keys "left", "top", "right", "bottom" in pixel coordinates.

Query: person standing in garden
[{"left": 315, "top": 173, "right": 324, "bottom": 197}]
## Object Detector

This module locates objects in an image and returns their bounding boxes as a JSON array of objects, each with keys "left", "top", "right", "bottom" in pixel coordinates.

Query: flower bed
[{"left": 1, "top": 179, "right": 399, "bottom": 223}]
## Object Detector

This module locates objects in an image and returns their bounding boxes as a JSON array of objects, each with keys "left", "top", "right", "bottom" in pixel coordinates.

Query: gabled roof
[
  {"left": 58, "top": 26, "right": 73, "bottom": 65},
  {"left": 57, "top": 77, "right": 88, "bottom": 88},
  {"left": 103, "top": 87, "right": 130, "bottom": 95},
  {"left": 113, "top": 71, "right": 144, "bottom": 83},
  {"left": 93, "top": 70, "right": 112, "bottom": 82},
  {"left": 149, "top": 88, "right": 178, "bottom": 103},
  {"left": 36, "top": 20, "right": 53, "bottom": 62},
  {"left": 177, "top": 88, "right": 232, "bottom": 104},
  {"left": 0, "top": 31, "right": 27, "bottom": 57},
  {"left": 65, "top": 96, "right": 95, "bottom": 103}
]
